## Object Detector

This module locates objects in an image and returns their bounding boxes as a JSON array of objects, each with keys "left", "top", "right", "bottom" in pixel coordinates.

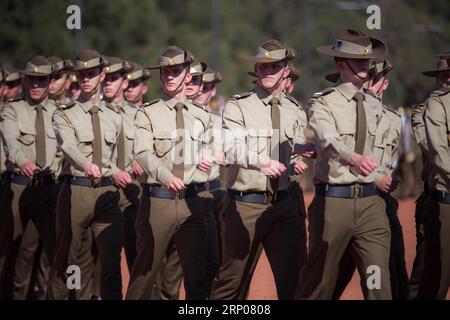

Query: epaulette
[
  {"left": 230, "top": 91, "right": 253, "bottom": 100},
  {"left": 192, "top": 101, "right": 208, "bottom": 112},
  {"left": 6, "top": 97, "right": 23, "bottom": 103},
  {"left": 437, "top": 88, "right": 450, "bottom": 96},
  {"left": 383, "top": 104, "right": 401, "bottom": 118},
  {"left": 140, "top": 99, "right": 160, "bottom": 108},
  {"left": 56, "top": 101, "right": 75, "bottom": 110},
  {"left": 311, "top": 88, "right": 335, "bottom": 99},
  {"left": 285, "top": 94, "right": 299, "bottom": 107}
]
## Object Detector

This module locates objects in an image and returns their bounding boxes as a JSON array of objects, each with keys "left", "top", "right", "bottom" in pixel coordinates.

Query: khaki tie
[
  {"left": 117, "top": 125, "right": 126, "bottom": 170},
  {"left": 268, "top": 97, "right": 281, "bottom": 193},
  {"left": 350, "top": 92, "right": 367, "bottom": 176},
  {"left": 35, "top": 104, "right": 46, "bottom": 169},
  {"left": 89, "top": 105, "right": 102, "bottom": 174},
  {"left": 173, "top": 102, "right": 185, "bottom": 181}
]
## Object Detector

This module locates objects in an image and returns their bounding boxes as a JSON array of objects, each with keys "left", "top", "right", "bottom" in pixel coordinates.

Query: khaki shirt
[
  {"left": 307, "top": 83, "right": 389, "bottom": 185},
  {"left": 424, "top": 87, "right": 450, "bottom": 192},
  {"left": 222, "top": 86, "right": 307, "bottom": 192},
  {"left": 411, "top": 102, "right": 433, "bottom": 185},
  {"left": 379, "top": 104, "right": 402, "bottom": 177},
  {"left": 119, "top": 101, "right": 139, "bottom": 173},
  {"left": 206, "top": 110, "right": 223, "bottom": 181},
  {"left": 134, "top": 95, "right": 210, "bottom": 185},
  {"left": 0, "top": 97, "right": 60, "bottom": 174},
  {"left": 52, "top": 100, "right": 122, "bottom": 177}
]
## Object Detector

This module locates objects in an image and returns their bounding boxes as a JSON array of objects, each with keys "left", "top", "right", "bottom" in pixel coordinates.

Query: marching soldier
[
  {"left": 103, "top": 56, "right": 142, "bottom": 270},
  {"left": 210, "top": 39, "right": 309, "bottom": 300},
  {"left": 296, "top": 29, "right": 392, "bottom": 300},
  {"left": 418, "top": 54, "right": 450, "bottom": 299},
  {"left": 124, "top": 62, "right": 151, "bottom": 107},
  {"left": 0, "top": 56, "right": 59, "bottom": 299},
  {"left": 49, "top": 49, "right": 128, "bottom": 300},
  {"left": 126, "top": 46, "right": 212, "bottom": 300},
  {"left": 2, "top": 66, "right": 22, "bottom": 102},
  {"left": 48, "top": 56, "right": 74, "bottom": 105}
]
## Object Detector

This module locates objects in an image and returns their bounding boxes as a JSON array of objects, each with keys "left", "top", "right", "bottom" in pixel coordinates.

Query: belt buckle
[
  {"left": 351, "top": 185, "right": 363, "bottom": 198},
  {"left": 178, "top": 188, "right": 186, "bottom": 199},
  {"left": 90, "top": 178, "right": 101, "bottom": 188}
]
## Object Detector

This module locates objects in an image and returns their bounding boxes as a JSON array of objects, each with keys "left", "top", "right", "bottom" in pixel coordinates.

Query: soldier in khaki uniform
[
  {"left": 210, "top": 40, "right": 309, "bottom": 300},
  {"left": 2, "top": 66, "right": 23, "bottom": 102},
  {"left": 126, "top": 46, "right": 213, "bottom": 300},
  {"left": 0, "top": 56, "right": 59, "bottom": 300},
  {"left": 49, "top": 49, "right": 129, "bottom": 300},
  {"left": 12, "top": 56, "right": 73, "bottom": 301},
  {"left": 329, "top": 60, "right": 409, "bottom": 299},
  {"left": 418, "top": 55, "right": 450, "bottom": 299},
  {"left": 408, "top": 52, "right": 450, "bottom": 299},
  {"left": 296, "top": 30, "right": 392, "bottom": 300},
  {"left": 124, "top": 62, "right": 151, "bottom": 107}
]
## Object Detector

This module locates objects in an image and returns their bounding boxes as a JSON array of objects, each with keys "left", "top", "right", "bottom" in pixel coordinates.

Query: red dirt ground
[{"left": 120, "top": 193, "right": 450, "bottom": 299}]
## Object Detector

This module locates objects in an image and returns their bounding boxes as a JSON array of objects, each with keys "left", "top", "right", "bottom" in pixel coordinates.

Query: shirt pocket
[
  {"left": 247, "top": 129, "right": 272, "bottom": 155},
  {"left": 153, "top": 130, "right": 176, "bottom": 158},
  {"left": 336, "top": 122, "right": 355, "bottom": 147},
  {"left": 17, "top": 124, "right": 36, "bottom": 146},
  {"left": 77, "top": 130, "right": 94, "bottom": 157}
]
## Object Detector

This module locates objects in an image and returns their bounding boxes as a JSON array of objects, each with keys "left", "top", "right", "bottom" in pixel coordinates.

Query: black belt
[
  {"left": 3, "top": 171, "right": 56, "bottom": 187},
  {"left": 207, "top": 179, "right": 221, "bottom": 191},
  {"left": 315, "top": 183, "right": 377, "bottom": 199},
  {"left": 227, "top": 189, "right": 292, "bottom": 205},
  {"left": 62, "top": 175, "right": 114, "bottom": 188},
  {"left": 430, "top": 190, "right": 450, "bottom": 204},
  {"left": 142, "top": 183, "right": 206, "bottom": 199}
]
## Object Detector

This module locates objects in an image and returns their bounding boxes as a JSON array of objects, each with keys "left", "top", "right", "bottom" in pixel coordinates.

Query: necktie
[
  {"left": 89, "top": 105, "right": 102, "bottom": 174},
  {"left": 173, "top": 102, "right": 185, "bottom": 181},
  {"left": 350, "top": 92, "right": 367, "bottom": 176},
  {"left": 117, "top": 121, "right": 126, "bottom": 170},
  {"left": 268, "top": 97, "right": 281, "bottom": 193},
  {"left": 35, "top": 104, "right": 46, "bottom": 169}
]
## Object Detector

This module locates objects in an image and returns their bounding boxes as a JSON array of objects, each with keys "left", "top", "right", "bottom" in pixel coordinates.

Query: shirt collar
[
  {"left": 162, "top": 93, "right": 189, "bottom": 110},
  {"left": 254, "top": 85, "right": 277, "bottom": 106},
  {"left": 335, "top": 82, "right": 363, "bottom": 102}
]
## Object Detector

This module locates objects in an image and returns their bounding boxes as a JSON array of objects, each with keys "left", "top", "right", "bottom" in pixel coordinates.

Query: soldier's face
[
  {"left": 4, "top": 80, "right": 22, "bottom": 100},
  {"left": 438, "top": 71, "right": 450, "bottom": 88},
  {"left": 24, "top": 75, "right": 50, "bottom": 101},
  {"left": 369, "top": 76, "right": 389, "bottom": 97},
  {"left": 49, "top": 71, "right": 69, "bottom": 95},
  {"left": 185, "top": 75, "right": 203, "bottom": 98},
  {"left": 195, "top": 82, "right": 216, "bottom": 105},
  {"left": 338, "top": 58, "right": 371, "bottom": 81},
  {"left": 255, "top": 62, "right": 289, "bottom": 91},
  {"left": 125, "top": 79, "right": 148, "bottom": 104},
  {"left": 161, "top": 64, "right": 191, "bottom": 95},
  {"left": 103, "top": 71, "right": 128, "bottom": 99},
  {"left": 76, "top": 67, "right": 105, "bottom": 94}
]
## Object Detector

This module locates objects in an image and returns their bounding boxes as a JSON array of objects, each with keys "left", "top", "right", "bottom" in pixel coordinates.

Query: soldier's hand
[
  {"left": 197, "top": 155, "right": 214, "bottom": 172},
  {"left": 294, "top": 143, "right": 317, "bottom": 159},
  {"left": 390, "top": 176, "right": 400, "bottom": 192},
  {"left": 164, "top": 176, "right": 185, "bottom": 192},
  {"left": 20, "top": 161, "right": 38, "bottom": 178},
  {"left": 83, "top": 163, "right": 101, "bottom": 179},
  {"left": 131, "top": 161, "right": 144, "bottom": 177},
  {"left": 375, "top": 175, "right": 392, "bottom": 193},
  {"left": 114, "top": 171, "right": 132, "bottom": 189},
  {"left": 215, "top": 152, "right": 229, "bottom": 166},
  {"left": 294, "top": 160, "right": 309, "bottom": 175},
  {"left": 348, "top": 154, "right": 377, "bottom": 177},
  {"left": 260, "top": 160, "right": 286, "bottom": 179}
]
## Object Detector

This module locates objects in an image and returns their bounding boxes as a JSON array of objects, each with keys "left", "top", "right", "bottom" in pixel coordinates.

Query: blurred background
[{"left": 0, "top": 0, "right": 448, "bottom": 107}]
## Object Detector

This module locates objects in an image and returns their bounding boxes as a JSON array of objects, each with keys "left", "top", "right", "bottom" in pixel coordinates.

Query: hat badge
[
  {"left": 363, "top": 48, "right": 370, "bottom": 55},
  {"left": 33, "top": 66, "right": 38, "bottom": 72},
  {"left": 127, "top": 74, "right": 132, "bottom": 79},
  {"left": 83, "top": 62, "right": 87, "bottom": 67},
  {"left": 264, "top": 52, "right": 270, "bottom": 58},
  {"left": 169, "top": 59, "right": 174, "bottom": 65},
  {"left": 105, "top": 67, "right": 110, "bottom": 72}
]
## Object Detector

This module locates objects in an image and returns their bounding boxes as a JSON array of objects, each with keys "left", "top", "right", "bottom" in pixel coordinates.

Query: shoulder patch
[
  {"left": 56, "top": 101, "right": 75, "bottom": 110},
  {"left": 140, "top": 99, "right": 160, "bottom": 108},
  {"left": 230, "top": 91, "right": 253, "bottom": 100},
  {"left": 7, "top": 97, "right": 23, "bottom": 103},
  {"left": 383, "top": 104, "right": 401, "bottom": 117}
]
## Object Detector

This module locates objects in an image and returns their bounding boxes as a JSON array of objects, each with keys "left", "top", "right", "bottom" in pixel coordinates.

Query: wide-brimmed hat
[
  {"left": 317, "top": 29, "right": 387, "bottom": 60},
  {"left": 20, "top": 56, "right": 53, "bottom": 77},
  {"left": 434, "top": 51, "right": 450, "bottom": 58},
  {"left": 148, "top": 46, "right": 194, "bottom": 69},
  {"left": 422, "top": 58, "right": 450, "bottom": 77},
  {"left": 189, "top": 61, "right": 208, "bottom": 76},
  {"left": 370, "top": 59, "right": 394, "bottom": 82},
  {"left": 2, "top": 65, "right": 21, "bottom": 82},
  {"left": 125, "top": 62, "right": 151, "bottom": 81},
  {"left": 48, "top": 56, "right": 74, "bottom": 73},
  {"left": 74, "top": 49, "right": 105, "bottom": 71},
  {"left": 203, "top": 67, "right": 222, "bottom": 83},
  {"left": 103, "top": 56, "right": 132, "bottom": 74},
  {"left": 244, "top": 39, "right": 295, "bottom": 64}
]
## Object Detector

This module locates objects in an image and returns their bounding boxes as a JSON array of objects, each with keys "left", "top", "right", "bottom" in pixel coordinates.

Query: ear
[
  {"left": 64, "top": 78, "right": 72, "bottom": 91},
  {"left": 121, "top": 79, "right": 129, "bottom": 90},
  {"left": 141, "top": 83, "right": 148, "bottom": 95},
  {"left": 283, "top": 64, "right": 291, "bottom": 78},
  {"left": 185, "top": 72, "right": 192, "bottom": 84},
  {"left": 211, "top": 86, "right": 217, "bottom": 98},
  {"left": 99, "top": 71, "right": 106, "bottom": 83},
  {"left": 382, "top": 79, "right": 390, "bottom": 91}
]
